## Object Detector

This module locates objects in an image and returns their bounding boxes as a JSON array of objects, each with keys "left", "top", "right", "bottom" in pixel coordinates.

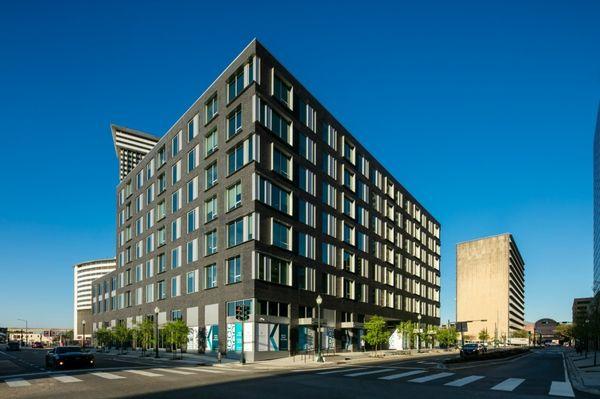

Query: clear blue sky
[{"left": 0, "top": 0, "right": 598, "bottom": 328}]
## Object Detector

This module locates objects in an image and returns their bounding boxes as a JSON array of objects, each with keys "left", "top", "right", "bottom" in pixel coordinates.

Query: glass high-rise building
[{"left": 594, "top": 105, "right": 600, "bottom": 295}]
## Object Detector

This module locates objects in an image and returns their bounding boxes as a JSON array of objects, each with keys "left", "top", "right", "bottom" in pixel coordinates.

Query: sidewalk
[
  {"left": 564, "top": 348, "right": 600, "bottom": 395},
  {"left": 94, "top": 348, "right": 237, "bottom": 365}
]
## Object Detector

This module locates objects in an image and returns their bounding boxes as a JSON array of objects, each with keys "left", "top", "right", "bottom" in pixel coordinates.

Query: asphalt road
[{"left": 0, "top": 346, "right": 593, "bottom": 399}]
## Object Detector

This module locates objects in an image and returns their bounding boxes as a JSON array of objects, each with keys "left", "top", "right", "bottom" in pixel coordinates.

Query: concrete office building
[
  {"left": 456, "top": 234, "right": 525, "bottom": 342},
  {"left": 572, "top": 297, "right": 592, "bottom": 325},
  {"left": 91, "top": 40, "right": 441, "bottom": 361},
  {"left": 74, "top": 258, "right": 116, "bottom": 341},
  {"left": 594, "top": 105, "right": 600, "bottom": 295}
]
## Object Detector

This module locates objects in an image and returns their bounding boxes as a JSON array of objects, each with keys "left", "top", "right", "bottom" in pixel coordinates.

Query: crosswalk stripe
[
  {"left": 491, "top": 378, "right": 525, "bottom": 391},
  {"left": 344, "top": 368, "right": 395, "bottom": 377},
  {"left": 211, "top": 367, "right": 252, "bottom": 373},
  {"left": 409, "top": 372, "right": 454, "bottom": 383},
  {"left": 5, "top": 378, "right": 31, "bottom": 387},
  {"left": 53, "top": 375, "right": 82, "bottom": 383},
  {"left": 549, "top": 381, "right": 575, "bottom": 397},
  {"left": 444, "top": 375, "right": 484, "bottom": 387},
  {"left": 177, "top": 367, "right": 224, "bottom": 374},
  {"left": 92, "top": 372, "right": 126, "bottom": 380},
  {"left": 124, "top": 369, "right": 163, "bottom": 377},
  {"left": 153, "top": 368, "right": 195, "bottom": 375},
  {"left": 378, "top": 370, "right": 426, "bottom": 380},
  {"left": 317, "top": 367, "right": 369, "bottom": 375}
]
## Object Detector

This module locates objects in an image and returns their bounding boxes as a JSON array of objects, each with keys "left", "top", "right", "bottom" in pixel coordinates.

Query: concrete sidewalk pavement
[{"left": 565, "top": 347, "right": 600, "bottom": 395}]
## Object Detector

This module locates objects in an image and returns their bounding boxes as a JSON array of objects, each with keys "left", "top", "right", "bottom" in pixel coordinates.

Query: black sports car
[{"left": 45, "top": 346, "right": 95, "bottom": 369}]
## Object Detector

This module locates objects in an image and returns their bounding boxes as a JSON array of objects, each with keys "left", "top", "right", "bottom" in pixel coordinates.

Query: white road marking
[
  {"left": 409, "top": 372, "right": 454, "bottom": 383},
  {"left": 491, "top": 378, "right": 525, "bottom": 391},
  {"left": 124, "top": 369, "right": 163, "bottom": 377},
  {"left": 444, "top": 375, "right": 484, "bottom": 387},
  {"left": 53, "top": 375, "right": 82, "bottom": 383},
  {"left": 153, "top": 368, "right": 195, "bottom": 375},
  {"left": 378, "top": 370, "right": 427, "bottom": 380},
  {"left": 176, "top": 367, "right": 224, "bottom": 374},
  {"left": 549, "top": 381, "right": 575, "bottom": 397},
  {"left": 344, "top": 368, "right": 395, "bottom": 377},
  {"left": 5, "top": 378, "right": 31, "bottom": 387},
  {"left": 91, "top": 372, "right": 126, "bottom": 380},
  {"left": 317, "top": 367, "right": 369, "bottom": 375}
]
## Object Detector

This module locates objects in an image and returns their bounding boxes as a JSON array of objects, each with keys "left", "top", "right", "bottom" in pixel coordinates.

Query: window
[
  {"left": 146, "top": 159, "right": 155, "bottom": 179},
  {"left": 171, "top": 246, "right": 181, "bottom": 269},
  {"left": 171, "top": 189, "right": 181, "bottom": 213},
  {"left": 171, "top": 309, "right": 182, "bottom": 320},
  {"left": 188, "top": 146, "right": 199, "bottom": 172},
  {"left": 227, "top": 107, "right": 242, "bottom": 139},
  {"left": 272, "top": 220, "right": 291, "bottom": 250},
  {"left": 227, "top": 218, "right": 244, "bottom": 247},
  {"left": 298, "top": 199, "right": 316, "bottom": 227},
  {"left": 186, "top": 271, "right": 197, "bottom": 294},
  {"left": 205, "top": 230, "right": 217, "bottom": 255},
  {"left": 298, "top": 166, "right": 315, "bottom": 196},
  {"left": 172, "top": 161, "right": 181, "bottom": 184},
  {"left": 227, "top": 256, "right": 241, "bottom": 284},
  {"left": 158, "top": 146, "right": 166, "bottom": 167},
  {"left": 157, "top": 201, "right": 166, "bottom": 220},
  {"left": 186, "top": 239, "right": 198, "bottom": 263},
  {"left": 187, "top": 208, "right": 198, "bottom": 233},
  {"left": 171, "top": 276, "right": 180, "bottom": 297},
  {"left": 257, "top": 176, "right": 290, "bottom": 214},
  {"left": 273, "top": 74, "right": 291, "bottom": 106},
  {"left": 157, "top": 227, "right": 166, "bottom": 246},
  {"left": 226, "top": 299, "right": 252, "bottom": 317},
  {"left": 228, "top": 68, "right": 245, "bottom": 102},
  {"left": 187, "top": 177, "right": 198, "bottom": 203},
  {"left": 145, "top": 234, "right": 154, "bottom": 253},
  {"left": 158, "top": 173, "right": 166, "bottom": 193},
  {"left": 344, "top": 141, "right": 355, "bottom": 163},
  {"left": 298, "top": 132, "right": 316, "bottom": 164},
  {"left": 136, "top": 171, "right": 144, "bottom": 190},
  {"left": 146, "top": 283, "right": 154, "bottom": 303},
  {"left": 172, "top": 131, "right": 181, "bottom": 156},
  {"left": 343, "top": 223, "right": 355, "bottom": 245},
  {"left": 298, "top": 99, "right": 317, "bottom": 132},
  {"left": 205, "top": 129, "right": 218, "bottom": 156},
  {"left": 145, "top": 260, "right": 154, "bottom": 279},
  {"left": 272, "top": 147, "right": 291, "bottom": 179},
  {"left": 157, "top": 280, "right": 166, "bottom": 300},
  {"left": 205, "top": 95, "right": 218, "bottom": 122},
  {"left": 226, "top": 183, "right": 242, "bottom": 211},
  {"left": 322, "top": 122, "right": 337, "bottom": 150},
  {"left": 255, "top": 97, "right": 291, "bottom": 144},
  {"left": 344, "top": 168, "right": 355, "bottom": 190},
  {"left": 322, "top": 243, "right": 336, "bottom": 267},
  {"left": 298, "top": 232, "right": 316, "bottom": 259},
  {"left": 205, "top": 163, "right": 218, "bottom": 189},
  {"left": 343, "top": 195, "right": 355, "bottom": 218},
  {"left": 204, "top": 196, "right": 217, "bottom": 222},
  {"left": 228, "top": 142, "right": 245, "bottom": 175},
  {"left": 187, "top": 117, "right": 196, "bottom": 142},
  {"left": 157, "top": 253, "right": 166, "bottom": 273},
  {"left": 135, "top": 264, "right": 143, "bottom": 282},
  {"left": 343, "top": 250, "right": 355, "bottom": 272},
  {"left": 205, "top": 264, "right": 217, "bottom": 289},
  {"left": 256, "top": 253, "right": 290, "bottom": 285}
]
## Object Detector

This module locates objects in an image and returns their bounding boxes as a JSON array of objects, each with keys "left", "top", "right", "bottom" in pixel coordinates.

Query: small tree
[
  {"left": 364, "top": 316, "right": 390, "bottom": 355},
  {"left": 397, "top": 321, "right": 416, "bottom": 349},
  {"left": 94, "top": 327, "right": 113, "bottom": 350},
  {"left": 437, "top": 327, "right": 458, "bottom": 348},
  {"left": 164, "top": 320, "right": 190, "bottom": 359},
  {"left": 510, "top": 329, "right": 529, "bottom": 338},
  {"left": 113, "top": 324, "right": 130, "bottom": 354},
  {"left": 478, "top": 329, "right": 490, "bottom": 343},
  {"left": 138, "top": 318, "right": 154, "bottom": 356}
]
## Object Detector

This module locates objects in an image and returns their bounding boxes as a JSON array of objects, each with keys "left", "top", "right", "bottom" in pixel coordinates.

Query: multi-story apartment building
[
  {"left": 572, "top": 297, "right": 592, "bottom": 325},
  {"left": 594, "top": 105, "right": 600, "bottom": 295},
  {"left": 74, "top": 258, "right": 116, "bottom": 341},
  {"left": 456, "top": 234, "right": 525, "bottom": 342},
  {"left": 91, "top": 40, "right": 441, "bottom": 360}
]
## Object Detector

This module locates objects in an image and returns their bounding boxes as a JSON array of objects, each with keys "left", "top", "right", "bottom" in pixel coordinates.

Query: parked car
[
  {"left": 6, "top": 341, "right": 20, "bottom": 351},
  {"left": 45, "top": 346, "right": 95, "bottom": 369},
  {"left": 31, "top": 342, "right": 44, "bottom": 349},
  {"left": 460, "top": 343, "right": 487, "bottom": 358}
]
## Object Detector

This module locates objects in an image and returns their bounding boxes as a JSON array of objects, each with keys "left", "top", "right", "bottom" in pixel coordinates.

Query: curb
[{"left": 564, "top": 353, "right": 600, "bottom": 396}]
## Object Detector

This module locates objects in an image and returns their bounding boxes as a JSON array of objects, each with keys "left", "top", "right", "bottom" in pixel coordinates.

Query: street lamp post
[
  {"left": 17, "top": 319, "right": 28, "bottom": 347},
  {"left": 316, "top": 295, "right": 324, "bottom": 363},
  {"left": 82, "top": 320, "right": 86, "bottom": 348},
  {"left": 154, "top": 307, "right": 160, "bottom": 358}
]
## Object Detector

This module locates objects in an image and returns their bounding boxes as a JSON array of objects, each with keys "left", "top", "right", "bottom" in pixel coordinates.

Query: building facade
[
  {"left": 594, "top": 105, "right": 600, "bottom": 295},
  {"left": 91, "top": 40, "right": 441, "bottom": 361},
  {"left": 572, "top": 297, "right": 592, "bottom": 325},
  {"left": 74, "top": 258, "right": 116, "bottom": 341},
  {"left": 456, "top": 234, "right": 525, "bottom": 342}
]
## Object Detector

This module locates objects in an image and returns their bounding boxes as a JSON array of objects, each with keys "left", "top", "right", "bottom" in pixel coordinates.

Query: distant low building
[
  {"left": 572, "top": 297, "right": 592, "bottom": 325},
  {"left": 533, "top": 318, "right": 558, "bottom": 342}
]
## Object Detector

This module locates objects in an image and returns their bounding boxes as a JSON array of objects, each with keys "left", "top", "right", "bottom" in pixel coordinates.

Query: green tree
[
  {"left": 397, "top": 321, "right": 416, "bottom": 349},
  {"left": 478, "top": 328, "right": 490, "bottom": 343},
  {"left": 94, "top": 327, "right": 113, "bottom": 349},
  {"left": 436, "top": 327, "right": 458, "bottom": 348},
  {"left": 138, "top": 318, "right": 155, "bottom": 355},
  {"left": 364, "top": 316, "right": 390, "bottom": 355},
  {"left": 113, "top": 324, "right": 130, "bottom": 354},
  {"left": 555, "top": 324, "right": 574, "bottom": 343},
  {"left": 510, "top": 329, "right": 529, "bottom": 338},
  {"left": 164, "top": 320, "right": 190, "bottom": 358}
]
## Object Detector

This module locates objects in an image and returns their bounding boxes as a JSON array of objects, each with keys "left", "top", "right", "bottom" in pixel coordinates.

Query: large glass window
[
  {"left": 228, "top": 69, "right": 245, "bottom": 102},
  {"left": 227, "top": 256, "right": 241, "bottom": 284},
  {"left": 272, "top": 221, "right": 290, "bottom": 250},
  {"left": 227, "top": 218, "right": 244, "bottom": 247},
  {"left": 187, "top": 118, "right": 195, "bottom": 142},
  {"left": 205, "top": 163, "right": 218, "bottom": 189},
  {"left": 205, "top": 95, "right": 218, "bottom": 122},
  {"left": 205, "top": 129, "right": 218, "bottom": 156},
  {"left": 205, "top": 230, "right": 217, "bottom": 255},
  {"left": 186, "top": 271, "right": 196, "bottom": 294},
  {"left": 171, "top": 276, "right": 179, "bottom": 297},
  {"left": 273, "top": 75, "right": 291, "bottom": 106},
  {"left": 157, "top": 280, "right": 166, "bottom": 299},
  {"left": 228, "top": 143, "right": 245, "bottom": 175},
  {"left": 205, "top": 196, "right": 217, "bottom": 222},
  {"left": 273, "top": 148, "right": 291, "bottom": 179}
]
